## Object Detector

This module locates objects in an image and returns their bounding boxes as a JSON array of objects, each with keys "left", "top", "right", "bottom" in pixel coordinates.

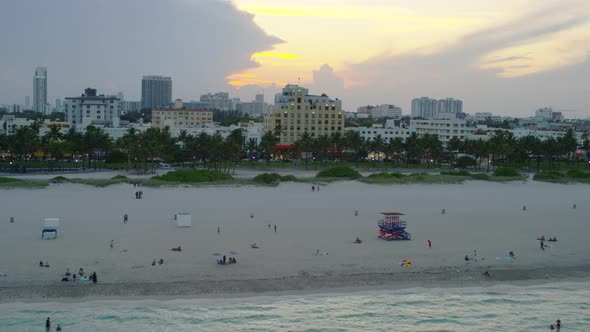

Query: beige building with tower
[
  {"left": 265, "top": 84, "right": 345, "bottom": 145},
  {"left": 152, "top": 108, "right": 214, "bottom": 130}
]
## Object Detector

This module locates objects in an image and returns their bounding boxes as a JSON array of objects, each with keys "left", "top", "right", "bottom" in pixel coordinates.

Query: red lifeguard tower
[{"left": 378, "top": 212, "right": 411, "bottom": 241}]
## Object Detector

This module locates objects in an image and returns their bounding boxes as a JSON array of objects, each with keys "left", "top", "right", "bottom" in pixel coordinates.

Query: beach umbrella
[
  {"left": 211, "top": 252, "right": 222, "bottom": 256},
  {"left": 400, "top": 259, "right": 412, "bottom": 267}
]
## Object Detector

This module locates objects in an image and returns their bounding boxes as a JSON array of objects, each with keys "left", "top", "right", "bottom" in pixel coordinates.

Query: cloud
[
  {"left": 310, "top": 64, "right": 345, "bottom": 99},
  {"left": 0, "top": 0, "right": 282, "bottom": 104},
  {"left": 342, "top": 1, "right": 590, "bottom": 116}
]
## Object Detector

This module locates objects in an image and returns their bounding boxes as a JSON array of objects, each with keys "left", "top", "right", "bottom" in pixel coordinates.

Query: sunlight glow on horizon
[{"left": 229, "top": 0, "right": 590, "bottom": 91}]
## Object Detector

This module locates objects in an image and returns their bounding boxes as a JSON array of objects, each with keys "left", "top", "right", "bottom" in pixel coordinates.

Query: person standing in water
[{"left": 45, "top": 317, "right": 50, "bottom": 329}]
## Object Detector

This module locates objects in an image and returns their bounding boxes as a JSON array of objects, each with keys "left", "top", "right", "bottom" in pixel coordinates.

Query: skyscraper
[
  {"left": 25, "top": 96, "right": 30, "bottom": 109},
  {"left": 141, "top": 75, "right": 172, "bottom": 109},
  {"left": 33, "top": 67, "right": 47, "bottom": 113}
]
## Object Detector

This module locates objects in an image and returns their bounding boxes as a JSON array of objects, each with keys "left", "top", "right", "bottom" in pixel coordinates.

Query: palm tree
[
  {"left": 226, "top": 128, "right": 245, "bottom": 174},
  {"left": 260, "top": 131, "right": 279, "bottom": 164},
  {"left": 42, "top": 124, "right": 64, "bottom": 169},
  {"left": 298, "top": 132, "right": 313, "bottom": 165},
  {"left": 83, "top": 126, "right": 112, "bottom": 169}
]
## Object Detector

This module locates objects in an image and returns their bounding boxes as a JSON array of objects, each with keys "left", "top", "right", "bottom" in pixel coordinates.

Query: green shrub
[
  {"left": 105, "top": 150, "right": 128, "bottom": 163},
  {"left": 390, "top": 172, "right": 404, "bottom": 178},
  {"left": 152, "top": 170, "right": 232, "bottom": 183},
  {"left": 456, "top": 156, "right": 477, "bottom": 168},
  {"left": 367, "top": 172, "right": 394, "bottom": 179},
  {"left": 441, "top": 170, "right": 470, "bottom": 176},
  {"left": 469, "top": 173, "right": 489, "bottom": 180},
  {"left": 0, "top": 177, "right": 19, "bottom": 183},
  {"left": 280, "top": 175, "right": 298, "bottom": 182},
  {"left": 566, "top": 169, "right": 590, "bottom": 178},
  {"left": 52, "top": 176, "right": 69, "bottom": 181},
  {"left": 533, "top": 171, "right": 563, "bottom": 181},
  {"left": 316, "top": 166, "right": 361, "bottom": 179},
  {"left": 111, "top": 175, "right": 129, "bottom": 180},
  {"left": 253, "top": 173, "right": 282, "bottom": 184},
  {"left": 493, "top": 167, "right": 519, "bottom": 177}
]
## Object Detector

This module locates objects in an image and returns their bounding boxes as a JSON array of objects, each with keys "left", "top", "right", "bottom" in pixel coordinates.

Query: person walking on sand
[
  {"left": 274, "top": 224, "right": 277, "bottom": 233},
  {"left": 45, "top": 317, "right": 51, "bottom": 329},
  {"left": 427, "top": 240, "right": 432, "bottom": 248}
]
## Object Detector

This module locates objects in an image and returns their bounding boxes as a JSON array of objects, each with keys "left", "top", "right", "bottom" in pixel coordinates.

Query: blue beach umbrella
[{"left": 211, "top": 252, "right": 222, "bottom": 256}]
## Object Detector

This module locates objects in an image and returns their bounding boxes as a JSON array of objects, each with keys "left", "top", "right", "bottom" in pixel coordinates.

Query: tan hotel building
[
  {"left": 265, "top": 84, "right": 345, "bottom": 145},
  {"left": 152, "top": 108, "right": 213, "bottom": 129}
]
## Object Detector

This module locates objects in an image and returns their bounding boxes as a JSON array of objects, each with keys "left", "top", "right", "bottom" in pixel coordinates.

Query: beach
[{"left": 0, "top": 172, "right": 589, "bottom": 302}]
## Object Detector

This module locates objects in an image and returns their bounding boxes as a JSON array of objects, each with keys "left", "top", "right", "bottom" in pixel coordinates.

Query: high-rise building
[
  {"left": 199, "top": 92, "right": 237, "bottom": 111},
  {"left": 33, "top": 66, "right": 48, "bottom": 113},
  {"left": 141, "top": 75, "right": 172, "bottom": 109},
  {"left": 25, "top": 96, "right": 30, "bottom": 109},
  {"left": 411, "top": 97, "right": 462, "bottom": 119},
  {"left": 265, "top": 84, "right": 345, "bottom": 145},
  {"left": 65, "top": 88, "right": 121, "bottom": 129}
]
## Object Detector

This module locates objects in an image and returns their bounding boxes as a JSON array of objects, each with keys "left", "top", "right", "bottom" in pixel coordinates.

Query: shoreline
[{"left": 2, "top": 264, "right": 589, "bottom": 304}]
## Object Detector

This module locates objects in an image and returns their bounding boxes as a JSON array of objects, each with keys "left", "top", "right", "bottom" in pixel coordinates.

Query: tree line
[{"left": 0, "top": 124, "right": 587, "bottom": 173}]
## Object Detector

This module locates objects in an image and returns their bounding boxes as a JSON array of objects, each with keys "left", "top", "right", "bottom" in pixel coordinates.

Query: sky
[{"left": 0, "top": 0, "right": 589, "bottom": 117}]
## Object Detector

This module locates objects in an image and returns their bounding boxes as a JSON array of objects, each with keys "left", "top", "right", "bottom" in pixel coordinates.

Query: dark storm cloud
[{"left": 0, "top": 0, "right": 282, "bottom": 103}]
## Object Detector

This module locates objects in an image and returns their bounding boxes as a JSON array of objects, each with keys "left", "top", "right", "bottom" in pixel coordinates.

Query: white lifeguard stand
[
  {"left": 175, "top": 213, "right": 192, "bottom": 227},
  {"left": 42, "top": 218, "right": 60, "bottom": 239},
  {"left": 44, "top": 218, "right": 60, "bottom": 228}
]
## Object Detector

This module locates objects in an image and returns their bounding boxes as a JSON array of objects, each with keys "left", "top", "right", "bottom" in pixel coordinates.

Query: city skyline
[{"left": 0, "top": 0, "right": 588, "bottom": 117}]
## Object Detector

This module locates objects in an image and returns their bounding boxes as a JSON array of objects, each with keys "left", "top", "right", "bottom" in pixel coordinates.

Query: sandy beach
[{"left": 1, "top": 172, "right": 589, "bottom": 302}]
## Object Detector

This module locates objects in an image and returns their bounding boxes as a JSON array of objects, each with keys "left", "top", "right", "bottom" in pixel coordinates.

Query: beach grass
[
  {"left": 533, "top": 170, "right": 590, "bottom": 183},
  {"left": 359, "top": 173, "right": 465, "bottom": 184},
  {"left": 0, "top": 177, "right": 48, "bottom": 188}
]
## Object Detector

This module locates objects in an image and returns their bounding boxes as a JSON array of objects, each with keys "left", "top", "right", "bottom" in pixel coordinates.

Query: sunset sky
[{"left": 0, "top": 0, "right": 588, "bottom": 116}]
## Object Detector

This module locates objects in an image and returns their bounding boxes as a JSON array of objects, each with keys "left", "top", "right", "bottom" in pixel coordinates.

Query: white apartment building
[
  {"left": 65, "top": 88, "right": 122, "bottom": 129},
  {"left": 411, "top": 118, "right": 473, "bottom": 142},
  {"left": 348, "top": 118, "right": 474, "bottom": 144},
  {"left": 0, "top": 115, "right": 35, "bottom": 135},
  {"left": 152, "top": 108, "right": 214, "bottom": 131},
  {"left": 371, "top": 104, "right": 402, "bottom": 119}
]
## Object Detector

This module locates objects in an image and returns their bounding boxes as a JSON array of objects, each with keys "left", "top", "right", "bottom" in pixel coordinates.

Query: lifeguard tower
[{"left": 377, "top": 212, "right": 411, "bottom": 241}]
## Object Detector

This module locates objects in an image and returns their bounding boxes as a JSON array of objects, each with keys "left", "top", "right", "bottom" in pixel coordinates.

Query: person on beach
[
  {"left": 79, "top": 268, "right": 85, "bottom": 276},
  {"left": 223, "top": 255, "right": 226, "bottom": 264},
  {"left": 556, "top": 319, "right": 561, "bottom": 329},
  {"left": 354, "top": 237, "right": 362, "bottom": 244},
  {"left": 427, "top": 240, "right": 432, "bottom": 248},
  {"left": 152, "top": 259, "right": 156, "bottom": 266},
  {"left": 159, "top": 258, "right": 164, "bottom": 265},
  {"left": 274, "top": 224, "right": 277, "bottom": 233},
  {"left": 464, "top": 255, "right": 470, "bottom": 261},
  {"left": 56, "top": 324, "right": 62, "bottom": 331},
  {"left": 268, "top": 223, "right": 271, "bottom": 229},
  {"left": 483, "top": 271, "right": 491, "bottom": 277},
  {"left": 217, "top": 226, "right": 220, "bottom": 234},
  {"left": 540, "top": 240, "right": 545, "bottom": 250},
  {"left": 312, "top": 185, "right": 315, "bottom": 192},
  {"left": 92, "top": 272, "right": 97, "bottom": 283},
  {"left": 40, "top": 260, "right": 44, "bottom": 267},
  {"left": 124, "top": 214, "right": 128, "bottom": 224},
  {"left": 45, "top": 317, "right": 50, "bottom": 329},
  {"left": 110, "top": 240, "right": 114, "bottom": 249},
  {"left": 509, "top": 251, "right": 515, "bottom": 258}
]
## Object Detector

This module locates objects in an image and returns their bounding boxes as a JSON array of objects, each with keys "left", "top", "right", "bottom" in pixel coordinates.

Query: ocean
[{"left": 0, "top": 281, "right": 588, "bottom": 331}]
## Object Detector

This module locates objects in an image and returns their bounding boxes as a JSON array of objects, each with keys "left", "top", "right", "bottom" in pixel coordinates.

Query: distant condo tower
[
  {"left": 141, "top": 75, "right": 172, "bottom": 110},
  {"left": 33, "top": 66, "right": 47, "bottom": 113}
]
